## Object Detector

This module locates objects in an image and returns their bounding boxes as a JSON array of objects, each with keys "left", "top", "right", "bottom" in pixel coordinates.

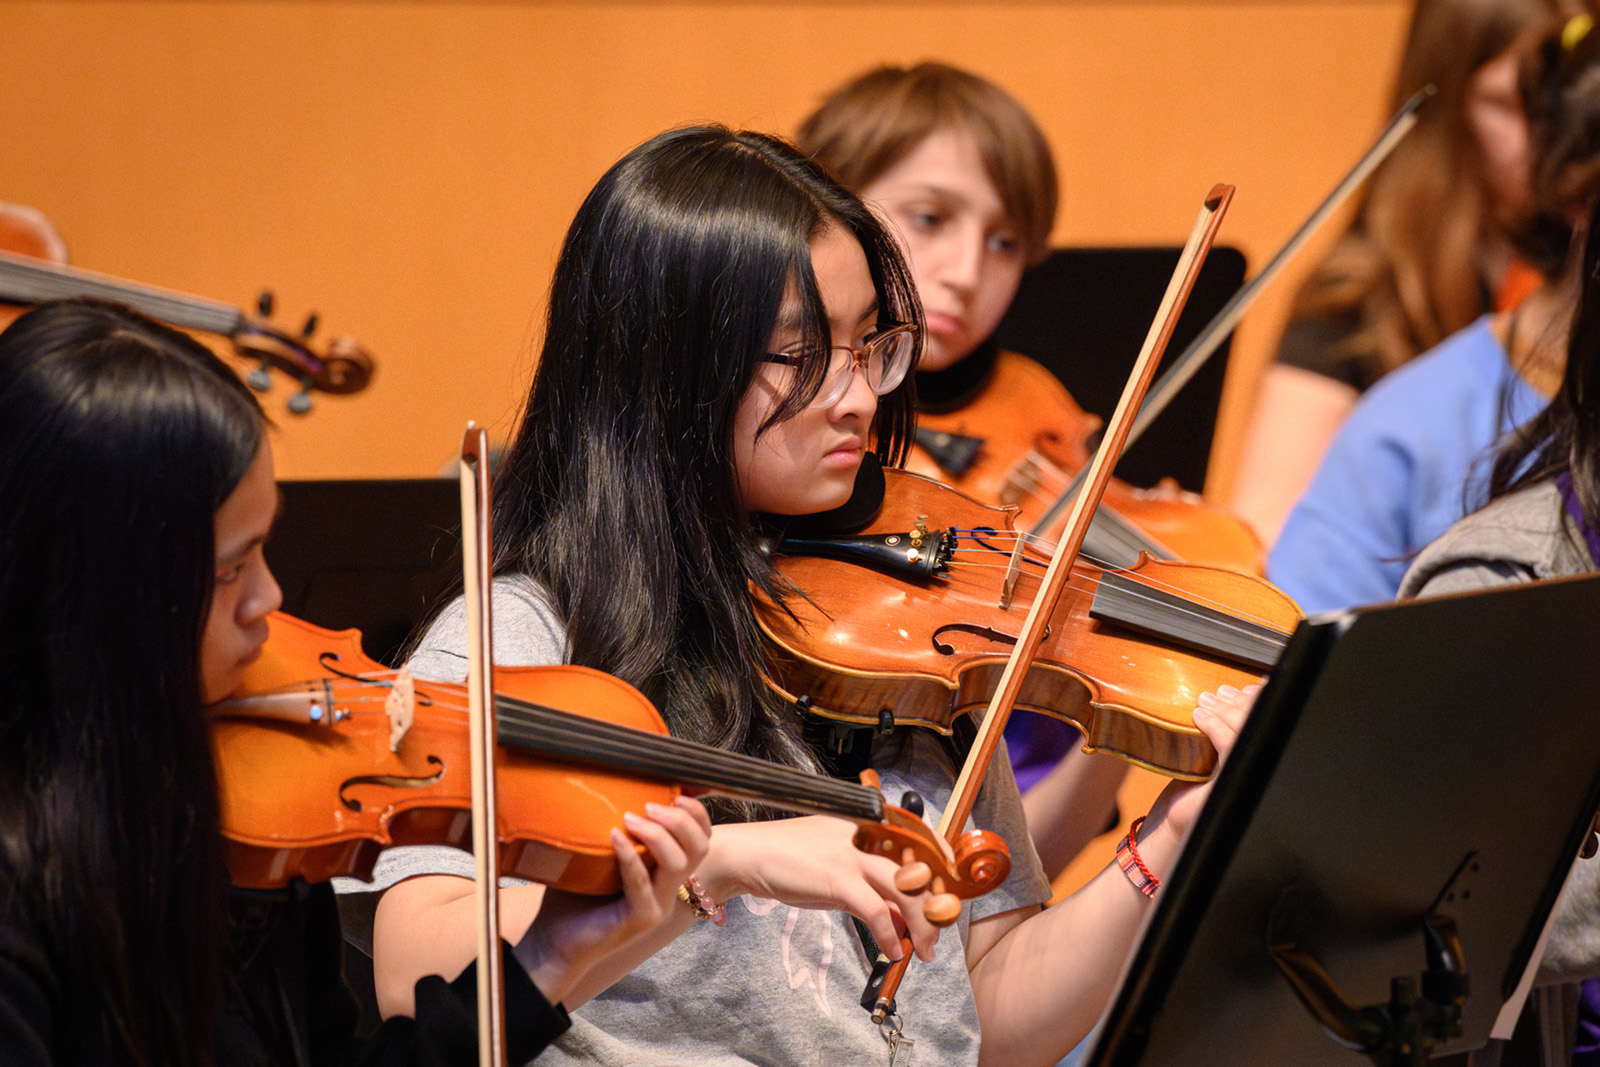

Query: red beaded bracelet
[{"left": 1115, "top": 816, "right": 1161, "bottom": 898}]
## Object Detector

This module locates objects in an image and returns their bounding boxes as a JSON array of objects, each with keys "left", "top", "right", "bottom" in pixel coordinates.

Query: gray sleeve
[
  {"left": 1402, "top": 558, "right": 1538, "bottom": 600},
  {"left": 408, "top": 578, "right": 569, "bottom": 683},
  {"left": 968, "top": 739, "right": 1053, "bottom": 921}
]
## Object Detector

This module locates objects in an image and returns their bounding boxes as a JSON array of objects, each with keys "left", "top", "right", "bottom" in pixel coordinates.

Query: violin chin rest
[{"left": 781, "top": 454, "right": 886, "bottom": 536}]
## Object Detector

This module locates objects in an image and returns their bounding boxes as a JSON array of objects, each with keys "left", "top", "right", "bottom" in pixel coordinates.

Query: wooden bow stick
[
  {"left": 870, "top": 184, "right": 1235, "bottom": 1023},
  {"left": 460, "top": 423, "right": 507, "bottom": 1066}
]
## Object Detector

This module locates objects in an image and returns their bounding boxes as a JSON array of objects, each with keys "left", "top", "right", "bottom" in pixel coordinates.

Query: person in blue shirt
[{"left": 1270, "top": 11, "right": 1600, "bottom": 614}]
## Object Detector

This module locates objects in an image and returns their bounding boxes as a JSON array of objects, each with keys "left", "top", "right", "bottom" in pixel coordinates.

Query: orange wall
[{"left": 1, "top": 0, "right": 1409, "bottom": 497}]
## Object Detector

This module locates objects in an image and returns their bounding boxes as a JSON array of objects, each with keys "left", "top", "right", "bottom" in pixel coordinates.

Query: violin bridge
[
  {"left": 386, "top": 667, "right": 415, "bottom": 752},
  {"left": 1000, "top": 537, "right": 1025, "bottom": 610}
]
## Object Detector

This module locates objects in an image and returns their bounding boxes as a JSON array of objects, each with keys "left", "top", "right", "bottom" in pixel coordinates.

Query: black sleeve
[
  {"left": 239, "top": 880, "right": 570, "bottom": 1067},
  {"left": 0, "top": 877, "right": 571, "bottom": 1067},
  {"left": 352, "top": 943, "right": 571, "bottom": 1067}
]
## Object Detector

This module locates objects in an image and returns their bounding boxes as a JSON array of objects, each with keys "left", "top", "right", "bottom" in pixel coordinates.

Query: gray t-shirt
[{"left": 373, "top": 576, "right": 1052, "bottom": 1066}]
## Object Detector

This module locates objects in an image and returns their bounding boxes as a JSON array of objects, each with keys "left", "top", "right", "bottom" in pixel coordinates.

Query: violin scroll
[
  {"left": 851, "top": 769, "right": 1011, "bottom": 927},
  {"left": 237, "top": 290, "right": 374, "bottom": 414}
]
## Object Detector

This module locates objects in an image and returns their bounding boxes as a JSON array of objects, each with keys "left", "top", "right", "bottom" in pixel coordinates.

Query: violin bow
[
  {"left": 460, "top": 423, "right": 507, "bottom": 1066},
  {"left": 1026, "top": 87, "right": 1432, "bottom": 539},
  {"left": 869, "top": 184, "right": 1235, "bottom": 1023}
]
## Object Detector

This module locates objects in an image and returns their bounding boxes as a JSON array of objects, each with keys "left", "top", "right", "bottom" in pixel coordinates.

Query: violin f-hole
[
  {"left": 931, "top": 622, "right": 1050, "bottom": 656},
  {"left": 339, "top": 756, "right": 445, "bottom": 812}
]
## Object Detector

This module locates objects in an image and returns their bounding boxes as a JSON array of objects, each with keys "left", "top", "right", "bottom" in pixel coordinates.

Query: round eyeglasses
[{"left": 762, "top": 323, "right": 917, "bottom": 409}]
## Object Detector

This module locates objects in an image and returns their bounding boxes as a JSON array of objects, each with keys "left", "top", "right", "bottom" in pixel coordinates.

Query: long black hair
[
  {"left": 1491, "top": 192, "right": 1600, "bottom": 528},
  {"left": 0, "top": 299, "right": 267, "bottom": 1066},
  {"left": 1512, "top": 12, "right": 1600, "bottom": 278},
  {"left": 489, "top": 126, "right": 921, "bottom": 815}
]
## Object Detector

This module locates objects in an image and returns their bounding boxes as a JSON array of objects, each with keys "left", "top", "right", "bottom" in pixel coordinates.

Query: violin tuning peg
[
  {"left": 246, "top": 365, "right": 273, "bottom": 393},
  {"left": 893, "top": 860, "right": 932, "bottom": 894},
  {"left": 922, "top": 892, "right": 961, "bottom": 927},
  {"left": 287, "top": 383, "right": 313, "bottom": 415},
  {"left": 300, "top": 311, "right": 319, "bottom": 339},
  {"left": 898, "top": 789, "right": 925, "bottom": 819},
  {"left": 257, "top": 290, "right": 275, "bottom": 318}
]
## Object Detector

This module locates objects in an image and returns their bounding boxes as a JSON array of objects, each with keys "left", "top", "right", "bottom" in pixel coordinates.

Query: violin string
[
  {"left": 937, "top": 534, "right": 1293, "bottom": 635},
  {"left": 942, "top": 526, "right": 1279, "bottom": 623},
  {"left": 231, "top": 675, "right": 883, "bottom": 819},
  {"left": 488, "top": 696, "right": 883, "bottom": 817},
  {"left": 936, "top": 557, "right": 1291, "bottom": 639},
  {"left": 1000, "top": 452, "right": 1065, "bottom": 499}
]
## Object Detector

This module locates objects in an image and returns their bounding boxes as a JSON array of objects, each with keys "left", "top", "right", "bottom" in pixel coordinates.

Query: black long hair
[
  {"left": 0, "top": 299, "right": 266, "bottom": 1066},
  {"left": 489, "top": 126, "right": 921, "bottom": 815},
  {"left": 1491, "top": 190, "right": 1600, "bottom": 527},
  {"left": 1512, "top": 12, "right": 1600, "bottom": 278}
]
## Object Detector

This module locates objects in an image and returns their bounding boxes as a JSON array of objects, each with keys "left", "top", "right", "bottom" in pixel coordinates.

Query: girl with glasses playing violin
[
  {"left": 369, "top": 125, "right": 1250, "bottom": 1067},
  {"left": 0, "top": 297, "right": 710, "bottom": 1066},
  {"left": 795, "top": 62, "right": 1158, "bottom": 884}
]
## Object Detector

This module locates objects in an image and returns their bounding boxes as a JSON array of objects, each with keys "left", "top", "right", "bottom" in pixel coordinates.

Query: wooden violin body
[
  {"left": 213, "top": 612, "right": 1010, "bottom": 920},
  {"left": 909, "top": 350, "right": 1264, "bottom": 574},
  {"left": 756, "top": 469, "right": 1300, "bottom": 781},
  {"left": 214, "top": 613, "right": 675, "bottom": 892}
]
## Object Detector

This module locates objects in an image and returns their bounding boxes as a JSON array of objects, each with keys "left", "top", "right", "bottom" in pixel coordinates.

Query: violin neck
[
  {"left": 492, "top": 694, "right": 886, "bottom": 823},
  {"left": 0, "top": 249, "right": 244, "bottom": 337},
  {"left": 1090, "top": 570, "right": 1288, "bottom": 670}
]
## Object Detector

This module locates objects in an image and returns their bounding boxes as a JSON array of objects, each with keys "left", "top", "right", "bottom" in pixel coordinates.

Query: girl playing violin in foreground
[
  {"left": 0, "top": 298, "right": 710, "bottom": 1065},
  {"left": 370, "top": 126, "right": 1251, "bottom": 1067}
]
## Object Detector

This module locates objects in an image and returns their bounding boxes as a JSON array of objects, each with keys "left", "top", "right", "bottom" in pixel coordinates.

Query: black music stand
[
  {"left": 1084, "top": 573, "right": 1600, "bottom": 1066},
  {"left": 992, "top": 245, "right": 1247, "bottom": 493},
  {"left": 265, "top": 478, "right": 461, "bottom": 667}
]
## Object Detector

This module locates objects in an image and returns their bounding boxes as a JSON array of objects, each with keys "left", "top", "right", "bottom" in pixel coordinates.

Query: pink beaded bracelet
[{"left": 678, "top": 875, "right": 727, "bottom": 926}]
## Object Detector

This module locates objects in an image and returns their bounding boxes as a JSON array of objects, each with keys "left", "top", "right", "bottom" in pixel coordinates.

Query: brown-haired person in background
[
  {"left": 1230, "top": 0, "right": 1574, "bottom": 548},
  {"left": 1268, "top": 10, "right": 1600, "bottom": 615},
  {"left": 798, "top": 63, "right": 1217, "bottom": 883}
]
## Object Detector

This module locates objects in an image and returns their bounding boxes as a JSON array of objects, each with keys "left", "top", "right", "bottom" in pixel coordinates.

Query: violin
[
  {"left": 756, "top": 467, "right": 1300, "bottom": 780},
  {"left": 0, "top": 247, "right": 372, "bottom": 414},
  {"left": 210, "top": 611, "right": 1010, "bottom": 922},
  {"left": 909, "top": 349, "right": 1265, "bottom": 574}
]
